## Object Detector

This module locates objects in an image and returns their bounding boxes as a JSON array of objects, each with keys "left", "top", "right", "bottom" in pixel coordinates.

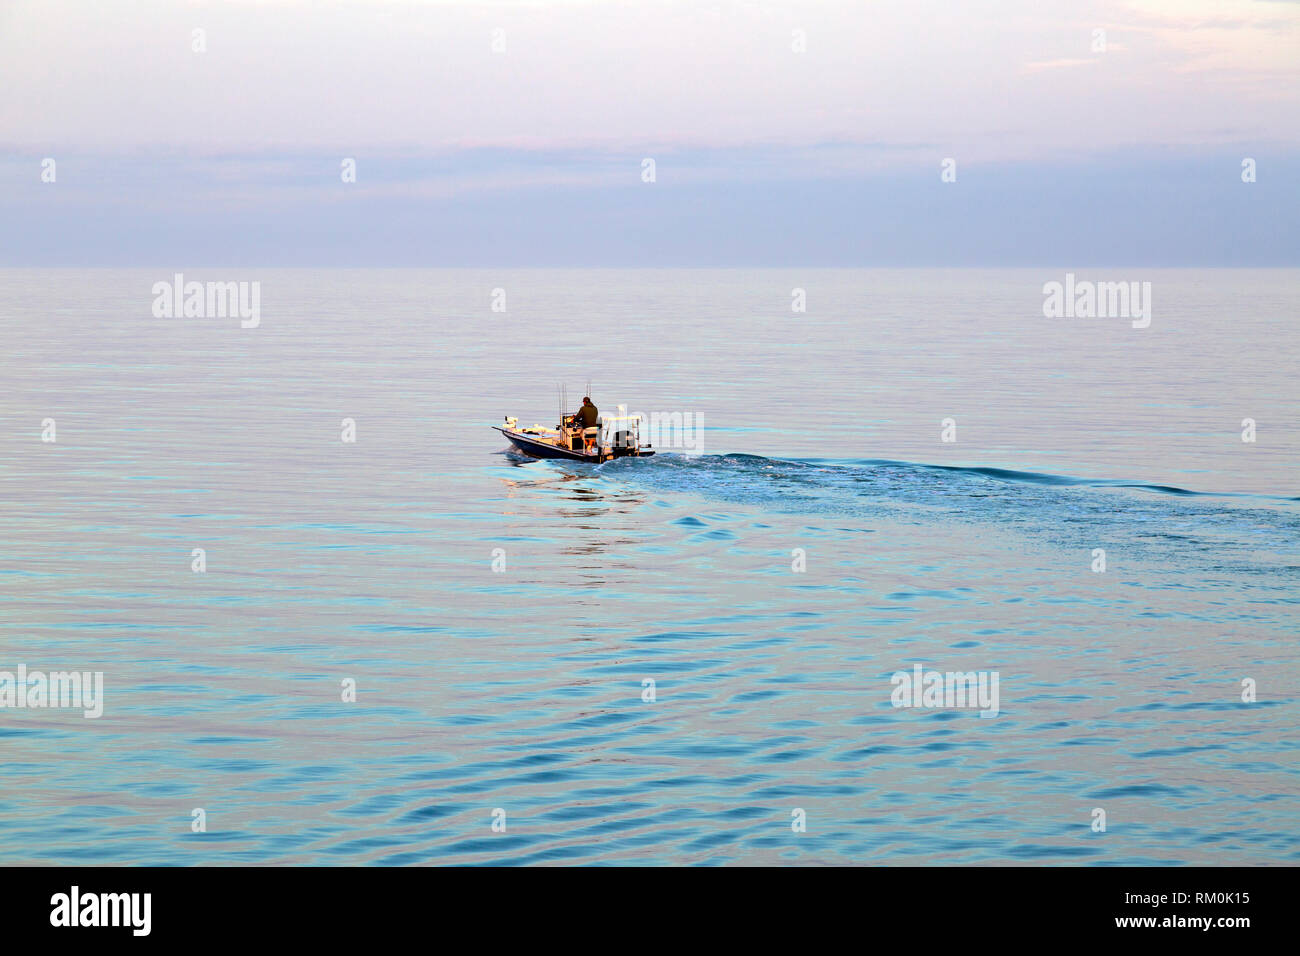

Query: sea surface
[{"left": 0, "top": 268, "right": 1297, "bottom": 865}]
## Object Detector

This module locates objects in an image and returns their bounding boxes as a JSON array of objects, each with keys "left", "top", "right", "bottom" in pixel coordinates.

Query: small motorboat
[{"left": 494, "top": 402, "right": 655, "bottom": 463}]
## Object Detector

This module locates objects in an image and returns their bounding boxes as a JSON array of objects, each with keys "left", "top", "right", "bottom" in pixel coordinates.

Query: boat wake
[
  {"left": 601, "top": 452, "right": 1296, "bottom": 500},
  {"left": 593, "top": 452, "right": 1300, "bottom": 570}
]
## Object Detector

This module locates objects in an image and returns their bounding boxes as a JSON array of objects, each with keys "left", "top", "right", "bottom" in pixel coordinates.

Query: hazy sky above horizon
[{"left": 2, "top": 0, "right": 1297, "bottom": 264}]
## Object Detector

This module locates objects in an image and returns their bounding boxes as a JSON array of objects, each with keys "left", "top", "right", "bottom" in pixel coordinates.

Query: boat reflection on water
[{"left": 492, "top": 458, "right": 651, "bottom": 590}]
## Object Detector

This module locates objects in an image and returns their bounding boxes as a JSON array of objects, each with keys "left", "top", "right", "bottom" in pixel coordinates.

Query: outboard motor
[{"left": 611, "top": 414, "right": 640, "bottom": 455}]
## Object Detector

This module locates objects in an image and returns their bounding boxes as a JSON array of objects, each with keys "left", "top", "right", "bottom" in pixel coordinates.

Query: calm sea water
[{"left": 1, "top": 268, "right": 1297, "bottom": 865}]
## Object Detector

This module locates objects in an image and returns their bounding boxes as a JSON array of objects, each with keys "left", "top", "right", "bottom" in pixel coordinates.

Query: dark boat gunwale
[{"left": 492, "top": 424, "right": 654, "bottom": 462}]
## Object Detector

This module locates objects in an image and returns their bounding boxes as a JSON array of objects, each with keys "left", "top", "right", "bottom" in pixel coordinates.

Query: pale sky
[{"left": 1, "top": 0, "right": 1297, "bottom": 264}]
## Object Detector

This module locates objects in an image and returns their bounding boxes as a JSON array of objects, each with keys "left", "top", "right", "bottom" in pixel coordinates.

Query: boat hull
[{"left": 493, "top": 426, "right": 654, "bottom": 462}]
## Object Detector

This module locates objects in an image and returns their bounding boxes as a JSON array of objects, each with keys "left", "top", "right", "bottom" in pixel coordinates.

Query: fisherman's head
[{"left": 582, "top": 397, "right": 592, "bottom": 405}]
